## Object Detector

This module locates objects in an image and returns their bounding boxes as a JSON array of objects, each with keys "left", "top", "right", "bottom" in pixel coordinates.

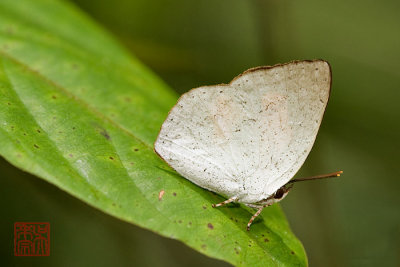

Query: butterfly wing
[{"left": 155, "top": 60, "right": 331, "bottom": 203}]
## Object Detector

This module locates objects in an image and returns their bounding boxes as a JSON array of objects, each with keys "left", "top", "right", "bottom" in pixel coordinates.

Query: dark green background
[{"left": 1, "top": 0, "right": 399, "bottom": 266}]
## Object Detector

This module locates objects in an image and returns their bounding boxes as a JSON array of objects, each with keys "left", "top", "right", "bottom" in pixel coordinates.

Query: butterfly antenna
[{"left": 288, "top": 171, "right": 343, "bottom": 184}]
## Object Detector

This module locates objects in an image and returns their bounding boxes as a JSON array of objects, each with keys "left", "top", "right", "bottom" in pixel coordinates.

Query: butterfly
[{"left": 155, "top": 60, "right": 342, "bottom": 230}]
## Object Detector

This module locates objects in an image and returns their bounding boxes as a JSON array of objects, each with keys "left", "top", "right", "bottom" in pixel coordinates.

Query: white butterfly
[{"left": 155, "top": 60, "right": 341, "bottom": 230}]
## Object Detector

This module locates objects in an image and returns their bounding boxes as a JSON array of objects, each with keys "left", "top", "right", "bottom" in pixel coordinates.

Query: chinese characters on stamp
[{"left": 14, "top": 222, "right": 50, "bottom": 256}]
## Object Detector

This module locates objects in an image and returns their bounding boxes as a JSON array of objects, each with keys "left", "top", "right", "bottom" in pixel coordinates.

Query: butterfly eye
[{"left": 274, "top": 188, "right": 284, "bottom": 199}]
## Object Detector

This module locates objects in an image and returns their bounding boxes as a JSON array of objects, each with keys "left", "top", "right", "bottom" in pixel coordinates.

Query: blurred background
[{"left": 1, "top": 0, "right": 399, "bottom": 266}]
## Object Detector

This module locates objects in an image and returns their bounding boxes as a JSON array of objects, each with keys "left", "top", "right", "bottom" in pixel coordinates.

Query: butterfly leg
[
  {"left": 247, "top": 204, "right": 271, "bottom": 231},
  {"left": 212, "top": 196, "right": 237, "bottom": 208}
]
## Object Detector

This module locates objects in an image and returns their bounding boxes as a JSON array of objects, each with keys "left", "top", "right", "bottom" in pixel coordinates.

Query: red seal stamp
[{"left": 14, "top": 222, "right": 50, "bottom": 256}]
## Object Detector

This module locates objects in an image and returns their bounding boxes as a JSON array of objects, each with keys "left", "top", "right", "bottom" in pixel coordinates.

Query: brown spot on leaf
[
  {"left": 100, "top": 129, "right": 110, "bottom": 140},
  {"left": 33, "top": 144, "right": 39, "bottom": 149},
  {"left": 207, "top": 223, "right": 214, "bottom": 230},
  {"left": 52, "top": 95, "right": 57, "bottom": 99},
  {"left": 69, "top": 154, "right": 73, "bottom": 157},
  {"left": 291, "top": 251, "right": 295, "bottom": 255},
  {"left": 37, "top": 129, "right": 41, "bottom": 133},
  {"left": 134, "top": 148, "right": 139, "bottom": 151},
  {"left": 264, "top": 238, "right": 269, "bottom": 242},
  {"left": 109, "top": 156, "right": 114, "bottom": 160},
  {"left": 173, "top": 192, "right": 177, "bottom": 196},
  {"left": 201, "top": 244, "right": 207, "bottom": 250},
  {"left": 202, "top": 205, "right": 207, "bottom": 209}
]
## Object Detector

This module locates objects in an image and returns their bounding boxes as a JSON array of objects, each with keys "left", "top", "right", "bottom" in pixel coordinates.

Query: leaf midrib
[{"left": 1, "top": 51, "right": 177, "bottom": 233}]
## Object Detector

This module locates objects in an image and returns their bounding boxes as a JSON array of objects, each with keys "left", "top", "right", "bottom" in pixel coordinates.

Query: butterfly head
[
  {"left": 273, "top": 183, "right": 294, "bottom": 201},
  {"left": 249, "top": 183, "right": 294, "bottom": 208}
]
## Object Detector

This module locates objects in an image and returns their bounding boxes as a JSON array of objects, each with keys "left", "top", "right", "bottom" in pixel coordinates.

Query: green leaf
[{"left": 0, "top": 0, "right": 307, "bottom": 265}]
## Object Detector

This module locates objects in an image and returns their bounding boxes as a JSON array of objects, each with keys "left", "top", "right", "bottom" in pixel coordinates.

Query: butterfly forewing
[{"left": 155, "top": 60, "right": 331, "bottom": 203}]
